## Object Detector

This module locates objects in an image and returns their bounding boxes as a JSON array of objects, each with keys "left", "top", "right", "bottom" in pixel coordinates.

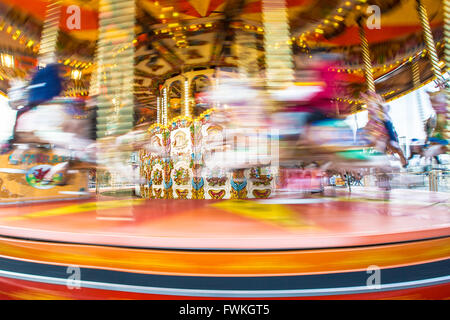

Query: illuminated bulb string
[
  {"left": 160, "top": 93, "right": 163, "bottom": 125},
  {"left": 163, "top": 87, "right": 168, "bottom": 126},
  {"left": 89, "top": 45, "right": 99, "bottom": 96},
  {"left": 184, "top": 80, "right": 190, "bottom": 117},
  {"left": 157, "top": 96, "right": 161, "bottom": 124},
  {"left": 161, "top": 95, "right": 163, "bottom": 124}
]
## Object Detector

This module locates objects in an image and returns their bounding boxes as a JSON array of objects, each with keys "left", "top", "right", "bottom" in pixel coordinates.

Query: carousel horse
[
  {"left": 10, "top": 96, "right": 96, "bottom": 185},
  {"left": 271, "top": 61, "right": 400, "bottom": 173},
  {"left": 7, "top": 97, "right": 159, "bottom": 186},
  {"left": 308, "top": 93, "right": 403, "bottom": 192},
  {"left": 408, "top": 88, "right": 448, "bottom": 165},
  {"left": 3, "top": 64, "right": 160, "bottom": 187},
  {"left": 195, "top": 73, "right": 397, "bottom": 186},
  {"left": 274, "top": 104, "right": 397, "bottom": 174},
  {"left": 92, "top": 122, "right": 168, "bottom": 185},
  {"left": 360, "top": 92, "right": 408, "bottom": 168},
  {"left": 202, "top": 80, "right": 395, "bottom": 175},
  {"left": 1, "top": 66, "right": 97, "bottom": 185}
]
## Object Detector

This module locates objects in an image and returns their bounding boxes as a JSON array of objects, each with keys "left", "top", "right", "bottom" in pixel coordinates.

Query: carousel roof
[{"left": 0, "top": 0, "right": 445, "bottom": 120}]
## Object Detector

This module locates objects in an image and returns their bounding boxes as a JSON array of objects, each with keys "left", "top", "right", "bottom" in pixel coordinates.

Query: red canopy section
[{"left": 2, "top": 0, "right": 98, "bottom": 39}]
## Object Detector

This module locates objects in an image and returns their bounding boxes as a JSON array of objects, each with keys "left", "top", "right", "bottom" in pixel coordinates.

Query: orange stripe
[{"left": 0, "top": 236, "right": 448, "bottom": 276}]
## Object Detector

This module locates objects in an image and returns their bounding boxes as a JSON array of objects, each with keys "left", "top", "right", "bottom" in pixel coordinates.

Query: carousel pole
[
  {"left": 357, "top": 16, "right": 375, "bottom": 95},
  {"left": 416, "top": 0, "right": 445, "bottom": 83},
  {"left": 236, "top": 30, "right": 248, "bottom": 80},
  {"left": 335, "top": 100, "right": 340, "bottom": 117},
  {"left": 411, "top": 59, "right": 427, "bottom": 155},
  {"left": 443, "top": 0, "right": 450, "bottom": 141},
  {"left": 358, "top": 15, "right": 384, "bottom": 162},
  {"left": 411, "top": 59, "right": 425, "bottom": 123},
  {"left": 88, "top": 45, "right": 99, "bottom": 194},
  {"left": 38, "top": 0, "right": 62, "bottom": 66},
  {"left": 214, "top": 68, "right": 220, "bottom": 109},
  {"left": 236, "top": 30, "right": 257, "bottom": 80}
]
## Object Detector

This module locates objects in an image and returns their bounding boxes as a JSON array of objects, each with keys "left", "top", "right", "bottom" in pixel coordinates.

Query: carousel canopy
[{"left": 0, "top": 0, "right": 445, "bottom": 120}]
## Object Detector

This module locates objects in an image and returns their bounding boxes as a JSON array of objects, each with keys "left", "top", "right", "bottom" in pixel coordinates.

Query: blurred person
[
  {"left": 381, "top": 103, "right": 407, "bottom": 167},
  {"left": 408, "top": 138, "right": 427, "bottom": 162},
  {"left": 329, "top": 174, "right": 336, "bottom": 186},
  {"left": 354, "top": 172, "right": 363, "bottom": 186},
  {"left": 271, "top": 54, "right": 376, "bottom": 172},
  {"left": 361, "top": 92, "right": 389, "bottom": 150},
  {"left": 272, "top": 55, "right": 341, "bottom": 145},
  {"left": 361, "top": 91, "right": 407, "bottom": 167}
]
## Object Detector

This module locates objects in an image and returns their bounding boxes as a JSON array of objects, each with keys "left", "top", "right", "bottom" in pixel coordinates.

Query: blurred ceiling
[{"left": 0, "top": 0, "right": 445, "bottom": 120}]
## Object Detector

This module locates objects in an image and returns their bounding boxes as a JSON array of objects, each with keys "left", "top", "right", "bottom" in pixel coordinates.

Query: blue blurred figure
[{"left": 1, "top": 63, "right": 63, "bottom": 153}]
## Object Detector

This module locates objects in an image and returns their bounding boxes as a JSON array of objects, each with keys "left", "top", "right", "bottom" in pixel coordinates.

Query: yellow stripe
[
  {"left": 3, "top": 199, "right": 144, "bottom": 221},
  {"left": 294, "top": 81, "right": 325, "bottom": 86},
  {"left": 211, "top": 200, "right": 318, "bottom": 230}
]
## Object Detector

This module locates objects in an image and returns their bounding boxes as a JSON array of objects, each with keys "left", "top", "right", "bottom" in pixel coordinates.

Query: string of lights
[
  {"left": 184, "top": 79, "right": 189, "bottom": 117},
  {"left": 0, "top": 16, "right": 40, "bottom": 54}
]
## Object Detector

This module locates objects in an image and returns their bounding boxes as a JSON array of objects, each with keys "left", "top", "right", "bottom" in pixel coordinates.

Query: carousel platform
[{"left": 0, "top": 188, "right": 448, "bottom": 299}]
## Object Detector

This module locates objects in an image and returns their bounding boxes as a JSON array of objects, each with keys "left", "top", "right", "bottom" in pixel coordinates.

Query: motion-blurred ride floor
[{"left": 0, "top": 189, "right": 448, "bottom": 250}]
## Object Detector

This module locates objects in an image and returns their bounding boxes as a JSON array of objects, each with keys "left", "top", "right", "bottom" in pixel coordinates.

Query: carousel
[{"left": 0, "top": 0, "right": 448, "bottom": 299}]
